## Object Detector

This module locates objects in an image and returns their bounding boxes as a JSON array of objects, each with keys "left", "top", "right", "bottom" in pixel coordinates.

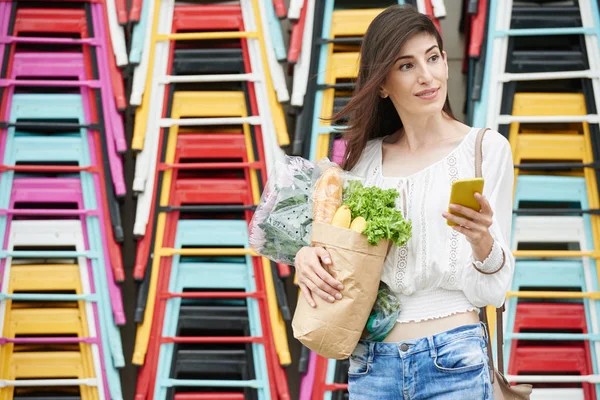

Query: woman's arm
[{"left": 443, "top": 132, "right": 515, "bottom": 307}]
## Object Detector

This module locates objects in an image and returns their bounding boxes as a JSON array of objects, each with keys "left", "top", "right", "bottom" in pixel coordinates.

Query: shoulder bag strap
[{"left": 474, "top": 127, "right": 505, "bottom": 380}]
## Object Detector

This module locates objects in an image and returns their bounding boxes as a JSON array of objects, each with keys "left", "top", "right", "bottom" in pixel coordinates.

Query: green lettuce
[{"left": 343, "top": 180, "right": 412, "bottom": 246}]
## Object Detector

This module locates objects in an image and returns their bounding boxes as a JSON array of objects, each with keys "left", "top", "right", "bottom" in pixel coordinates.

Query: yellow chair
[
  {"left": 509, "top": 92, "right": 600, "bottom": 248},
  {"left": 330, "top": 9, "right": 385, "bottom": 38},
  {"left": 261, "top": 257, "right": 292, "bottom": 366},
  {"left": 316, "top": 52, "right": 360, "bottom": 160},
  {"left": 0, "top": 352, "right": 97, "bottom": 400},
  {"left": 309, "top": 8, "right": 386, "bottom": 160},
  {"left": 0, "top": 264, "right": 99, "bottom": 400}
]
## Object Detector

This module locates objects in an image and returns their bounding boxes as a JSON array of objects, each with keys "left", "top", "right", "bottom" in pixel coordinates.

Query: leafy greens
[{"left": 343, "top": 180, "right": 412, "bottom": 246}]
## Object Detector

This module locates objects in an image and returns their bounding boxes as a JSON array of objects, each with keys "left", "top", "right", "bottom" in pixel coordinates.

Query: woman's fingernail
[
  {"left": 328, "top": 296, "right": 335, "bottom": 302},
  {"left": 338, "top": 284, "right": 344, "bottom": 290},
  {"left": 324, "top": 257, "right": 331, "bottom": 264},
  {"left": 449, "top": 204, "right": 456, "bottom": 210},
  {"left": 311, "top": 303, "right": 316, "bottom": 308},
  {"left": 335, "top": 293, "right": 342, "bottom": 300}
]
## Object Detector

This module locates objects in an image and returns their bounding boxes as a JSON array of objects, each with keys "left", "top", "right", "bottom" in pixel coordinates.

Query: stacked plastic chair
[
  {"left": 470, "top": 0, "right": 600, "bottom": 398},
  {"left": 129, "top": 1, "right": 293, "bottom": 399},
  {"left": 0, "top": 0, "right": 126, "bottom": 399},
  {"left": 290, "top": 1, "right": 445, "bottom": 399},
  {"left": 460, "top": 0, "right": 489, "bottom": 123}
]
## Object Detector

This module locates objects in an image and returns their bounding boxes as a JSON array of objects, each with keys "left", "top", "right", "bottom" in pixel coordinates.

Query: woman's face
[{"left": 380, "top": 32, "right": 448, "bottom": 117}]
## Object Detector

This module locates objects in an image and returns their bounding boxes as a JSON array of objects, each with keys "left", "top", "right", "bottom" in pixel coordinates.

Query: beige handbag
[{"left": 475, "top": 128, "right": 532, "bottom": 400}]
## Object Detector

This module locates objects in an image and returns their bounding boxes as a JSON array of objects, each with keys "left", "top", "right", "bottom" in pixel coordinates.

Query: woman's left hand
[{"left": 442, "top": 192, "right": 494, "bottom": 261}]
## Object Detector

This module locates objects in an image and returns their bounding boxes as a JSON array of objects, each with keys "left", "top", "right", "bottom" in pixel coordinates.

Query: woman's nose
[{"left": 417, "top": 67, "right": 434, "bottom": 84}]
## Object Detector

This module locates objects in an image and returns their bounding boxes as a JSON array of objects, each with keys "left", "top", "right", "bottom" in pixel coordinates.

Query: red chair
[
  {"left": 13, "top": 0, "right": 129, "bottom": 25},
  {"left": 174, "top": 395, "right": 245, "bottom": 400},
  {"left": 133, "top": 3, "right": 267, "bottom": 281},
  {"left": 312, "top": 355, "right": 348, "bottom": 399},
  {"left": 273, "top": 0, "right": 287, "bottom": 19},
  {"left": 513, "top": 303, "right": 589, "bottom": 332},
  {"left": 288, "top": 0, "right": 308, "bottom": 64},
  {"left": 509, "top": 303, "right": 596, "bottom": 399},
  {"left": 129, "top": 0, "right": 143, "bottom": 22},
  {"left": 423, "top": 0, "right": 442, "bottom": 35},
  {"left": 511, "top": 347, "right": 594, "bottom": 395}
]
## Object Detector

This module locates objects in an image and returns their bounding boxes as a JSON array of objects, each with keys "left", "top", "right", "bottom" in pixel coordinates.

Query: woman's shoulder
[
  {"left": 482, "top": 128, "right": 509, "bottom": 146},
  {"left": 481, "top": 128, "right": 512, "bottom": 159},
  {"left": 464, "top": 127, "right": 511, "bottom": 157}
]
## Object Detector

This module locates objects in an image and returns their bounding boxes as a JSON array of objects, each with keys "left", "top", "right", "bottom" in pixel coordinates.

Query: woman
[{"left": 294, "top": 4, "right": 515, "bottom": 399}]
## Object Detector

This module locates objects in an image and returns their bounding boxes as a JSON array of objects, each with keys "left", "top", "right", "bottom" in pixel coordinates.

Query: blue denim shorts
[{"left": 348, "top": 323, "right": 492, "bottom": 400}]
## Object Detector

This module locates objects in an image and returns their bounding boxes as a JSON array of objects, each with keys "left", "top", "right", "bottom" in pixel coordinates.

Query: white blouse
[{"left": 350, "top": 127, "right": 515, "bottom": 323}]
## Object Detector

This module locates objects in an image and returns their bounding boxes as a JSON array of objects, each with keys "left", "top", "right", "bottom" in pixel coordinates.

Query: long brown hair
[{"left": 334, "top": 4, "right": 456, "bottom": 171}]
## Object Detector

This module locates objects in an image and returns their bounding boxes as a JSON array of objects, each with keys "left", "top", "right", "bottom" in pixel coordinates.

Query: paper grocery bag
[{"left": 292, "top": 222, "right": 389, "bottom": 359}]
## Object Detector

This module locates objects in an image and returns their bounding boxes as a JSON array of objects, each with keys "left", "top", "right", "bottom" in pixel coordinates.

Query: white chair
[
  {"left": 531, "top": 388, "right": 585, "bottom": 400},
  {"left": 291, "top": 0, "right": 315, "bottom": 107}
]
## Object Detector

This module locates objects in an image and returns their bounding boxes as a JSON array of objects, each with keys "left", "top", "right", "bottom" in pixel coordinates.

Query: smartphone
[{"left": 447, "top": 178, "right": 484, "bottom": 226}]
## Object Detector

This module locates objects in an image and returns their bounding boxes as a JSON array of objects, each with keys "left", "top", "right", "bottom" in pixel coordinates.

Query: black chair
[
  {"left": 506, "top": 35, "right": 588, "bottom": 73},
  {"left": 165, "top": 303, "right": 258, "bottom": 400},
  {"left": 511, "top": 1, "right": 582, "bottom": 29}
]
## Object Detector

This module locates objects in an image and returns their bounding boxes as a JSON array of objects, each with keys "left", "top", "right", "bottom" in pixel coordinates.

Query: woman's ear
[
  {"left": 379, "top": 89, "right": 389, "bottom": 99},
  {"left": 443, "top": 50, "right": 449, "bottom": 80}
]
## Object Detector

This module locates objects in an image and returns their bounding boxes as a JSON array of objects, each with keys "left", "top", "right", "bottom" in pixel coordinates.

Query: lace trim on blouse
[{"left": 446, "top": 154, "right": 460, "bottom": 286}]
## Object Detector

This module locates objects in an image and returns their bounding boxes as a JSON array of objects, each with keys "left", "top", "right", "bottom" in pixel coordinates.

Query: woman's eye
[
  {"left": 400, "top": 63, "right": 412, "bottom": 71},
  {"left": 429, "top": 54, "right": 440, "bottom": 62}
]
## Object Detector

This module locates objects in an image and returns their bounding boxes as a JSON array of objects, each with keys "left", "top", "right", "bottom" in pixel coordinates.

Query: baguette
[{"left": 312, "top": 167, "right": 343, "bottom": 224}]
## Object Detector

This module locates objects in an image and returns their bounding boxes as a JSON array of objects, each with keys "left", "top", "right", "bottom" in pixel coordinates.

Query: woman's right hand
[{"left": 295, "top": 246, "right": 344, "bottom": 308}]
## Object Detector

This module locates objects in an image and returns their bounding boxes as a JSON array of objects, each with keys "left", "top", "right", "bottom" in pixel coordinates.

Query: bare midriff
[{"left": 381, "top": 310, "right": 480, "bottom": 342}]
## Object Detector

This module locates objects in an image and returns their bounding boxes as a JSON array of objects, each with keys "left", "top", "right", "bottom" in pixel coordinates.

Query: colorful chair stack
[
  {"left": 470, "top": 0, "right": 600, "bottom": 397},
  {"left": 128, "top": 1, "right": 293, "bottom": 399},
  {"left": 290, "top": 1, "right": 445, "bottom": 399},
  {"left": 0, "top": 1, "right": 126, "bottom": 399}
]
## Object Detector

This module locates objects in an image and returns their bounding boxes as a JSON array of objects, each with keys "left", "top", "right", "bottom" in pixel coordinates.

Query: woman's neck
[{"left": 389, "top": 114, "right": 468, "bottom": 153}]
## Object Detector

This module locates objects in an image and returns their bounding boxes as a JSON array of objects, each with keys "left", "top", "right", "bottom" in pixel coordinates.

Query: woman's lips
[{"left": 415, "top": 88, "right": 439, "bottom": 100}]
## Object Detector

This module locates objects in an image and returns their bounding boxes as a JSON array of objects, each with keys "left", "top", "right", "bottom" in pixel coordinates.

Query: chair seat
[
  {"left": 175, "top": 134, "right": 248, "bottom": 161},
  {"left": 514, "top": 303, "right": 587, "bottom": 331},
  {"left": 530, "top": 388, "right": 584, "bottom": 400},
  {"left": 511, "top": 347, "right": 590, "bottom": 373},
  {"left": 6, "top": 352, "right": 92, "bottom": 379}
]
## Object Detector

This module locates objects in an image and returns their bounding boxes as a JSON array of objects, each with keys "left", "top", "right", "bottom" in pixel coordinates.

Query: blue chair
[
  {"left": 129, "top": 0, "right": 151, "bottom": 64},
  {"left": 265, "top": 0, "right": 287, "bottom": 61},
  {"left": 154, "top": 219, "right": 271, "bottom": 400}
]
